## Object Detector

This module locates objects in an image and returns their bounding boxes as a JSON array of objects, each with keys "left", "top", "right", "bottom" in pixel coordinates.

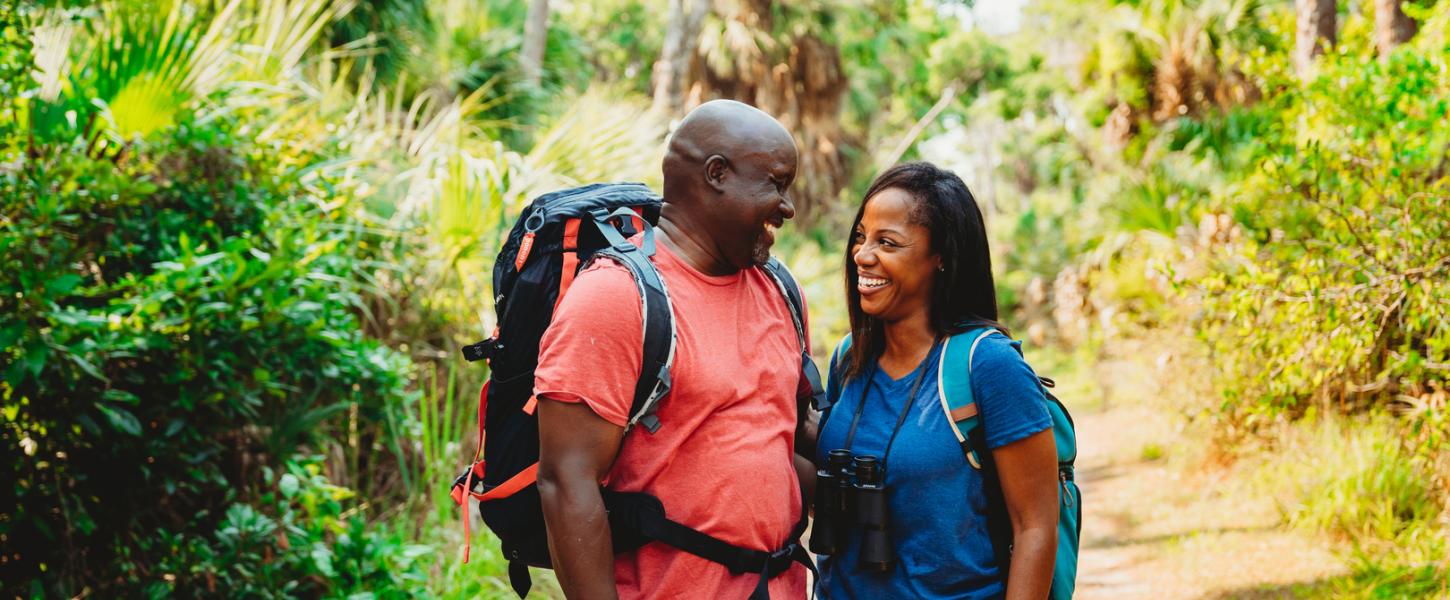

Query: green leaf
[
  {"left": 103, "top": 389, "right": 140, "bottom": 405},
  {"left": 68, "top": 352, "right": 108, "bottom": 382},
  {"left": 310, "top": 542, "right": 336, "bottom": 577},
  {"left": 0, "top": 323, "right": 24, "bottom": 350},
  {"left": 97, "top": 404, "right": 142, "bottom": 436},
  {"left": 279, "top": 473, "right": 299, "bottom": 498},
  {"left": 46, "top": 274, "right": 84, "bottom": 296},
  {"left": 24, "top": 343, "right": 46, "bottom": 376}
]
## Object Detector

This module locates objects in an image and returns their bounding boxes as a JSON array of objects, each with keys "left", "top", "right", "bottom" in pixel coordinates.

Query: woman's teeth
[{"left": 859, "top": 277, "right": 888, "bottom": 288}]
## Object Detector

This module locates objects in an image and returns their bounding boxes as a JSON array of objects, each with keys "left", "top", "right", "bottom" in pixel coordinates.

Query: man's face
[{"left": 716, "top": 141, "right": 798, "bottom": 268}]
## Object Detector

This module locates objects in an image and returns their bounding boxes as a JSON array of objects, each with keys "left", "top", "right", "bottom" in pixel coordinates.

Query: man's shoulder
[{"left": 570, "top": 257, "right": 641, "bottom": 300}]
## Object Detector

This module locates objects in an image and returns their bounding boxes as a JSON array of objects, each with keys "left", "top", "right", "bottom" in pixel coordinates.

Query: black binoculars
[{"left": 809, "top": 449, "right": 894, "bottom": 572}]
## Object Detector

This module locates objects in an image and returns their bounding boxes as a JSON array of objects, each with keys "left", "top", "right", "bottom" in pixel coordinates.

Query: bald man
[{"left": 534, "top": 100, "right": 811, "bottom": 599}]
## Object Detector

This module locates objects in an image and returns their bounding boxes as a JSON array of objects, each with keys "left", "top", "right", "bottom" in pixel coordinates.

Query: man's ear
[{"left": 704, "top": 154, "right": 730, "bottom": 192}]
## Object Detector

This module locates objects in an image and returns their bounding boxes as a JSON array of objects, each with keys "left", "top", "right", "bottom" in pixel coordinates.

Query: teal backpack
[
  {"left": 939, "top": 328, "right": 1079, "bottom": 599},
  {"left": 829, "top": 328, "right": 1080, "bottom": 598}
]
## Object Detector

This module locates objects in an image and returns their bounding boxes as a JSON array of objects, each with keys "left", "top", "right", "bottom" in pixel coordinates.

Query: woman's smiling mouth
[{"left": 858, "top": 275, "right": 890, "bottom": 291}]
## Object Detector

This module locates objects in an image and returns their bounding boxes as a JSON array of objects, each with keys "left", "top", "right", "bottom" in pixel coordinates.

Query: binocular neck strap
[{"left": 842, "top": 339, "right": 941, "bottom": 471}]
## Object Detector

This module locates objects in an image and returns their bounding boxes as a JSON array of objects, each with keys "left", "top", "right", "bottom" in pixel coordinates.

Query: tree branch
[{"left": 874, "top": 82, "right": 959, "bottom": 178}]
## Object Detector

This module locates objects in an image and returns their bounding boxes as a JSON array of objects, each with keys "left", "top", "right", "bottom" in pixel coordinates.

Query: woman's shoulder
[
  {"left": 940, "top": 329, "right": 1023, "bottom": 372},
  {"left": 952, "top": 331, "right": 1051, "bottom": 448},
  {"left": 965, "top": 331, "right": 1025, "bottom": 372},
  {"left": 942, "top": 330, "right": 1039, "bottom": 395}
]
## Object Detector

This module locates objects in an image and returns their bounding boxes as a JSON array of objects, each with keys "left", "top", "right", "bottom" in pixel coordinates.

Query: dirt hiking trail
[{"left": 1070, "top": 340, "right": 1348, "bottom": 600}]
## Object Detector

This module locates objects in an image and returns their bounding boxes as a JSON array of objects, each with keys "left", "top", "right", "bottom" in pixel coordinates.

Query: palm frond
[{"left": 523, "top": 86, "right": 667, "bottom": 194}]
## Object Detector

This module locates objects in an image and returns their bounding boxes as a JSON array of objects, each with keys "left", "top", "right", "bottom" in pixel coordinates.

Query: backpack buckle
[{"left": 462, "top": 338, "right": 499, "bottom": 362}]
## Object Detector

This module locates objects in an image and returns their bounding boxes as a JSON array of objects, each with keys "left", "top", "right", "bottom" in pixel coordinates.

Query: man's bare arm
[{"left": 536, "top": 397, "right": 625, "bottom": 599}]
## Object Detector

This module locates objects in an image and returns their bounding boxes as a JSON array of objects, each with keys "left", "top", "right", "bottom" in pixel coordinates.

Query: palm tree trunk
[
  {"left": 1294, "top": 0, "right": 1336, "bottom": 77},
  {"left": 521, "top": 0, "right": 549, "bottom": 86},
  {"left": 652, "top": 0, "right": 710, "bottom": 116},
  {"left": 1374, "top": 0, "right": 1417, "bottom": 58}
]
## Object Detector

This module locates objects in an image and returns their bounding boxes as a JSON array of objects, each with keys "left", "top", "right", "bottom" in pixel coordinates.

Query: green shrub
[
  {"left": 0, "top": 117, "right": 412, "bottom": 595},
  {"left": 141, "top": 460, "right": 431, "bottom": 599},
  {"left": 1198, "top": 12, "right": 1450, "bottom": 420}
]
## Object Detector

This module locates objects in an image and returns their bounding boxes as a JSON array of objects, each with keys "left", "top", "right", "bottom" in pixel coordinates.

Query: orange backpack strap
[{"left": 451, "top": 380, "right": 490, "bottom": 562}]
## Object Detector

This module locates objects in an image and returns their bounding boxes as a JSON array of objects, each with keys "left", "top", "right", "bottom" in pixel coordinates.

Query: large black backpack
[{"left": 448, "top": 183, "right": 823, "bottom": 598}]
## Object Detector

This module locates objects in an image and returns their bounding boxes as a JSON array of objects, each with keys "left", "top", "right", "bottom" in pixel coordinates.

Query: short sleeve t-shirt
[
  {"left": 534, "top": 242, "right": 809, "bottom": 599},
  {"left": 814, "top": 333, "right": 1051, "bottom": 599}
]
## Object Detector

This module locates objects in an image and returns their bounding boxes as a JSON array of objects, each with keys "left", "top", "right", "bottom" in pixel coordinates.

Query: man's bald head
[
  {"left": 656, "top": 100, "right": 799, "bottom": 273},
  {"left": 664, "top": 100, "right": 796, "bottom": 177}
]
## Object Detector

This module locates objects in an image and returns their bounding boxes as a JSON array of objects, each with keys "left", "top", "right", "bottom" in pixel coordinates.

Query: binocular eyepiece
[{"left": 808, "top": 449, "right": 895, "bottom": 573}]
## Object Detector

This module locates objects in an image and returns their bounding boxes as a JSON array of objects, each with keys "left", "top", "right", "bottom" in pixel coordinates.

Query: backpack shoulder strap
[
  {"left": 585, "top": 207, "right": 677, "bottom": 434},
  {"left": 760, "top": 258, "right": 826, "bottom": 412},
  {"left": 937, "top": 328, "right": 997, "bottom": 466},
  {"left": 939, "top": 328, "right": 1014, "bottom": 577}
]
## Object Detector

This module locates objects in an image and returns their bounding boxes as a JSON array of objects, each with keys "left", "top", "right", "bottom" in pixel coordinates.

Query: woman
[{"left": 812, "top": 162, "right": 1059, "bottom": 599}]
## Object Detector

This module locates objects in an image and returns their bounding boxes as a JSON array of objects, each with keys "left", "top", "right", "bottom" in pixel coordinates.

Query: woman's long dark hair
[{"left": 841, "top": 161, "right": 1007, "bottom": 381}]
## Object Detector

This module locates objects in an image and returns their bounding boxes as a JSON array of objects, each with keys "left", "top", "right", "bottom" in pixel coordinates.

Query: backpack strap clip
[
  {"left": 461, "top": 337, "right": 500, "bottom": 363},
  {"left": 591, "top": 207, "right": 655, "bottom": 255}
]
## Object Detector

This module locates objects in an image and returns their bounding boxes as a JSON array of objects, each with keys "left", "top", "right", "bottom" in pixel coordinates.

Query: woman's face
[{"left": 851, "top": 187, "right": 940, "bottom": 324}]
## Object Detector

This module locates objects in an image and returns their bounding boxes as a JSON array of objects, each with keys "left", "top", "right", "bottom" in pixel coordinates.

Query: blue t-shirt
[{"left": 814, "top": 333, "right": 1052, "bottom": 600}]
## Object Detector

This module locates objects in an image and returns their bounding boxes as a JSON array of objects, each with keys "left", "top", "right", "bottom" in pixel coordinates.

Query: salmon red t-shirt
[{"left": 534, "top": 242, "right": 808, "bottom": 599}]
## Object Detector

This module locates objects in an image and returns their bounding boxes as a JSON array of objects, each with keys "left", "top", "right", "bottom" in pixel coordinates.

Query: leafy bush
[
  {"left": 139, "top": 460, "right": 432, "bottom": 599},
  {"left": 0, "top": 115, "right": 412, "bottom": 595},
  {"left": 1198, "top": 14, "right": 1450, "bottom": 420}
]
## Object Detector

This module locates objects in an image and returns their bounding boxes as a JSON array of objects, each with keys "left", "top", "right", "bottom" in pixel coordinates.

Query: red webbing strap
[
  {"left": 470, "top": 462, "right": 539, "bottom": 502},
  {"left": 556, "top": 218, "right": 582, "bottom": 313},
  {"left": 461, "top": 380, "right": 490, "bottom": 563}
]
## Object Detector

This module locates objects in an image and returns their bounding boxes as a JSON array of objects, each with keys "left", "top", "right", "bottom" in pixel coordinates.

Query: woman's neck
[{"left": 878, "top": 311, "right": 937, "bottom": 378}]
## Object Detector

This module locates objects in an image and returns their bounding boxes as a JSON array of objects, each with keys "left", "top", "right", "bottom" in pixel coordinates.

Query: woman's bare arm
[{"left": 992, "top": 428, "right": 1059, "bottom": 600}]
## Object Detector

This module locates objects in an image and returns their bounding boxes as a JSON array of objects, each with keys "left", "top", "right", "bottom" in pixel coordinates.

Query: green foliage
[
  {"left": 142, "top": 460, "right": 432, "bottom": 598},
  {"left": 558, "top": 0, "right": 662, "bottom": 93},
  {"left": 1198, "top": 16, "right": 1450, "bottom": 419},
  {"left": 1282, "top": 418, "right": 1441, "bottom": 547},
  {"left": 0, "top": 111, "right": 412, "bottom": 594},
  {"left": 386, "top": 0, "right": 592, "bottom": 147},
  {"left": 6, "top": 0, "right": 1450, "bottom": 596},
  {"left": 1252, "top": 414, "right": 1448, "bottom": 597},
  {"left": 0, "top": 1, "right": 32, "bottom": 144}
]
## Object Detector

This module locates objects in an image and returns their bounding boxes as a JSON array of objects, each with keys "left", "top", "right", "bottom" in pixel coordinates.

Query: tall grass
[
  {"left": 1252, "top": 413, "right": 1449, "bottom": 597},
  {"left": 416, "top": 362, "right": 470, "bottom": 518}
]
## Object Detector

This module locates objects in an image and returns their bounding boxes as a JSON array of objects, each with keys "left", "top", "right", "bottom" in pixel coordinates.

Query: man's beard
[{"left": 750, "top": 233, "right": 772, "bottom": 266}]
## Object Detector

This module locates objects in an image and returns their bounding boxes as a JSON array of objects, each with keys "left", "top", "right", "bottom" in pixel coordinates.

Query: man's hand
[{"left": 536, "top": 397, "right": 626, "bottom": 600}]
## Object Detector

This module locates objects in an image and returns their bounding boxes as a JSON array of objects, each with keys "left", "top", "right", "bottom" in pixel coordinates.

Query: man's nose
[{"left": 780, "top": 191, "right": 796, "bottom": 220}]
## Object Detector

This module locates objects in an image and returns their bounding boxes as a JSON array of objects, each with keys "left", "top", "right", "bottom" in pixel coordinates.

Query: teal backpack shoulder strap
[
  {"left": 940, "top": 328, "right": 1016, "bottom": 580},
  {"left": 937, "top": 328, "right": 997, "bottom": 469}
]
